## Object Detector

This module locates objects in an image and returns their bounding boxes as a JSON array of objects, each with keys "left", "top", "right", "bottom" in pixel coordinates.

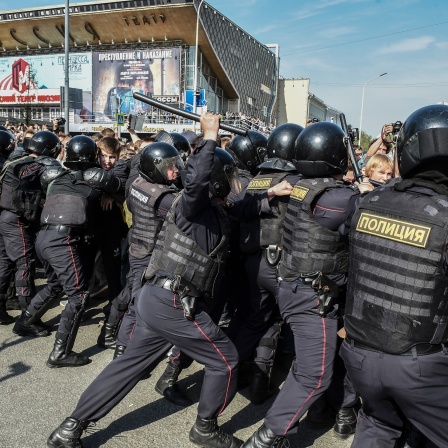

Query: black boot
[
  {"left": 97, "top": 322, "right": 118, "bottom": 349},
  {"left": 189, "top": 416, "right": 243, "bottom": 448},
  {"left": 306, "top": 395, "right": 335, "bottom": 426},
  {"left": 47, "top": 417, "right": 89, "bottom": 448},
  {"left": 249, "top": 365, "right": 277, "bottom": 405},
  {"left": 242, "top": 424, "right": 288, "bottom": 448},
  {"left": 6, "top": 295, "right": 21, "bottom": 310},
  {"left": 333, "top": 406, "right": 358, "bottom": 439},
  {"left": 0, "top": 295, "right": 14, "bottom": 324},
  {"left": 13, "top": 310, "right": 50, "bottom": 337},
  {"left": 113, "top": 345, "right": 126, "bottom": 359},
  {"left": 155, "top": 361, "right": 192, "bottom": 406},
  {"left": 47, "top": 337, "right": 91, "bottom": 368}
]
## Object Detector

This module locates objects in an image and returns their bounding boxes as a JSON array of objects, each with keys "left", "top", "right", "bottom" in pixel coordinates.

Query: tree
[
  {"left": 359, "top": 130, "right": 373, "bottom": 152},
  {"left": 21, "top": 64, "right": 41, "bottom": 126}
]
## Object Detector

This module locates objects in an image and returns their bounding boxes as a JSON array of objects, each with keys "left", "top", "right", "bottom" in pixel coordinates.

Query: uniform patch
[
  {"left": 291, "top": 185, "right": 309, "bottom": 201},
  {"left": 356, "top": 212, "right": 431, "bottom": 248},
  {"left": 130, "top": 188, "right": 149, "bottom": 204},
  {"left": 247, "top": 178, "right": 272, "bottom": 190}
]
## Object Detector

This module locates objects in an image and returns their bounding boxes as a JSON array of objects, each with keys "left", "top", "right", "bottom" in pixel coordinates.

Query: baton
[
  {"left": 340, "top": 113, "right": 363, "bottom": 183},
  {"left": 133, "top": 92, "right": 248, "bottom": 136},
  {"left": 340, "top": 113, "right": 382, "bottom": 187}
]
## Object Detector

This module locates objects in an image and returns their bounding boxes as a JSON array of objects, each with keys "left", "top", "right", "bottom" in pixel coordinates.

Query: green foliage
[
  {"left": 359, "top": 130, "right": 373, "bottom": 152},
  {"left": 21, "top": 65, "right": 41, "bottom": 126}
]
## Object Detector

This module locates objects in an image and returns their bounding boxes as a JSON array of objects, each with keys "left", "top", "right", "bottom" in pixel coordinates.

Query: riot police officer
[
  {"left": 341, "top": 104, "right": 448, "bottom": 448},
  {"left": 0, "top": 130, "right": 17, "bottom": 325},
  {"left": 242, "top": 122, "right": 364, "bottom": 447},
  {"left": 0, "top": 131, "right": 62, "bottom": 313},
  {"left": 13, "top": 135, "right": 122, "bottom": 367},
  {"left": 153, "top": 132, "right": 268, "bottom": 407},
  {"left": 100, "top": 142, "right": 182, "bottom": 352},
  {"left": 231, "top": 123, "right": 302, "bottom": 403}
]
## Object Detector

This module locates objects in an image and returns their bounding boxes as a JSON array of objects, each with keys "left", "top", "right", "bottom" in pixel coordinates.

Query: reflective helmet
[
  {"left": 155, "top": 130, "right": 191, "bottom": 161},
  {"left": 266, "top": 123, "right": 304, "bottom": 161},
  {"left": 27, "top": 131, "right": 61, "bottom": 158},
  {"left": 22, "top": 136, "right": 33, "bottom": 152},
  {"left": 210, "top": 148, "right": 241, "bottom": 199},
  {"left": 228, "top": 131, "right": 268, "bottom": 175},
  {"left": 138, "top": 142, "right": 184, "bottom": 185},
  {"left": 65, "top": 135, "right": 99, "bottom": 170},
  {"left": 293, "top": 122, "right": 348, "bottom": 177},
  {"left": 397, "top": 104, "right": 448, "bottom": 178},
  {"left": 0, "top": 130, "right": 15, "bottom": 156}
]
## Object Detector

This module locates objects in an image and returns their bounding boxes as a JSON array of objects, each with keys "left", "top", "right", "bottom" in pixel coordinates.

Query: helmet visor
[
  {"left": 225, "top": 164, "right": 242, "bottom": 196},
  {"left": 155, "top": 155, "right": 184, "bottom": 182}
]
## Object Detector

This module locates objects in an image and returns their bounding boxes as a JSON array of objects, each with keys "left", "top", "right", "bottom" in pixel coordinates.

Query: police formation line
[{"left": 0, "top": 104, "right": 447, "bottom": 448}]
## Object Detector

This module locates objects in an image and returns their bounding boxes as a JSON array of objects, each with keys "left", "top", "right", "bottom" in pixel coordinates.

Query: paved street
[{"left": 0, "top": 286, "right": 354, "bottom": 448}]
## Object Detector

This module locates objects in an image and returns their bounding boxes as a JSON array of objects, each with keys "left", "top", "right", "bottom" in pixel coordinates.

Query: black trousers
[
  {"left": 0, "top": 210, "right": 38, "bottom": 305},
  {"left": 71, "top": 283, "right": 239, "bottom": 422},
  {"left": 115, "top": 254, "right": 151, "bottom": 347},
  {"left": 28, "top": 229, "right": 88, "bottom": 336},
  {"left": 229, "top": 251, "right": 280, "bottom": 365},
  {"left": 264, "top": 279, "right": 339, "bottom": 436},
  {"left": 340, "top": 340, "right": 448, "bottom": 447}
]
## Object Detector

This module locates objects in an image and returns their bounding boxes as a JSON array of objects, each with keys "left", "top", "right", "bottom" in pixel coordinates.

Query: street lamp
[
  {"left": 64, "top": 0, "right": 70, "bottom": 134},
  {"left": 192, "top": 0, "right": 205, "bottom": 121},
  {"left": 359, "top": 72, "right": 387, "bottom": 147}
]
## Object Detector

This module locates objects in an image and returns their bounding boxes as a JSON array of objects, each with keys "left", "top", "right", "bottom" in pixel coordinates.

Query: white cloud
[
  {"left": 436, "top": 41, "right": 448, "bottom": 50},
  {"left": 317, "top": 26, "right": 357, "bottom": 39},
  {"left": 254, "top": 24, "right": 280, "bottom": 35},
  {"left": 377, "top": 36, "right": 435, "bottom": 54}
]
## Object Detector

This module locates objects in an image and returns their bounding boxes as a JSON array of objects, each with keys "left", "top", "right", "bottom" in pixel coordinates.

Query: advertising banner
[
  {"left": 0, "top": 53, "right": 92, "bottom": 119},
  {"left": 92, "top": 48, "right": 180, "bottom": 119}
]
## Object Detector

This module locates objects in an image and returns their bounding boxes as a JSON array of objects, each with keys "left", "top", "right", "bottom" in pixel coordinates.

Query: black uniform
[
  {"left": 112, "top": 178, "right": 178, "bottom": 348},
  {"left": 15, "top": 166, "right": 121, "bottom": 360},
  {"left": 341, "top": 182, "right": 448, "bottom": 447},
  {"left": 231, "top": 161, "right": 300, "bottom": 382},
  {"left": 0, "top": 154, "right": 60, "bottom": 309},
  {"left": 0, "top": 152, "right": 18, "bottom": 323},
  {"left": 262, "top": 177, "right": 360, "bottom": 436},
  {"left": 92, "top": 159, "right": 129, "bottom": 306}
]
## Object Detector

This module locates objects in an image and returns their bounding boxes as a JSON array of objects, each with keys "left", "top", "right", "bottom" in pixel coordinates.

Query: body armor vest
[
  {"left": 40, "top": 171, "right": 92, "bottom": 227},
  {"left": 127, "top": 177, "right": 177, "bottom": 259},
  {"left": 240, "top": 171, "right": 289, "bottom": 254},
  {"left": 278, "top": 178, "right": 349, "bottom": 280},
  {"left": 145, "top": 193, "right": 229, "bottom": 298},
  {"left": 0, "top": 155, "right": 49, "bottom": 221},
  {"left": 345, "top": 185, "right": 448, "bottom": 354}
]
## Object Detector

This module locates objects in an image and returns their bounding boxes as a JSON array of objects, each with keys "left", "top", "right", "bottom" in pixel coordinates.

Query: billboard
[
  {"left": 0, "top": 53, "right": 92, "bottom": 118},
  {"left": 92, "top": 48, "right": 180, "bottom": 119}
]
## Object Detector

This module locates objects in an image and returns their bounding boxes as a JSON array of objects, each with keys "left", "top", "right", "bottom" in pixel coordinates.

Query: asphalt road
[{"left": 0, "top": 286, "right": 354, "bottom": 448}]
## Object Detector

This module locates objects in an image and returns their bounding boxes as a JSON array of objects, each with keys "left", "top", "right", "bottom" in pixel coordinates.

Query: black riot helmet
[
  {"left": 138, "top": 142, "right": 184, "bottom": 185},
  {"left": 64, "top": 135, "right": 100, "bottom": 171},
  {"left": 228, "top": 131, "right": 268, "bottom": 175},
  {"left": 27, "top": 131, "right": 61, "bottom": 158},
  {"left": 266, "top": 123, "right": 304, "bottom": 162},
  {"left": 0, "top": 130, "right": 15, "bottom": 156},
  {"left": 397, "top": 104, "right": 448, "bottom": 178},
  {"left": 293, "top": 122, "right": 348, "bottom": 177},
  {"left": 155, "top": 130, "right": 191, "bottom": 161},
  {"left": 210, "top": 148, "right": 241, "bottom": 199}
]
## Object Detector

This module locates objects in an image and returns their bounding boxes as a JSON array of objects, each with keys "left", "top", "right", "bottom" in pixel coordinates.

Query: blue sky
[{"left": 3, "top": 0, "right": 448, "bottom": 137}]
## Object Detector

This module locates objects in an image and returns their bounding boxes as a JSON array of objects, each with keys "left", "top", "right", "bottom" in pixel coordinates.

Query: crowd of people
[{"left": 0, "top": 104, "right": 447, "bottom": 448}]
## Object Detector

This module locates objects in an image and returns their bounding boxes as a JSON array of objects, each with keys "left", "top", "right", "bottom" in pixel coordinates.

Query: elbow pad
[
  {"left": 40, "top": 165, "right": 67, "bottom": 191},
  {"left": 84, "top": 167, "right": 121, "bottom": 193}
]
